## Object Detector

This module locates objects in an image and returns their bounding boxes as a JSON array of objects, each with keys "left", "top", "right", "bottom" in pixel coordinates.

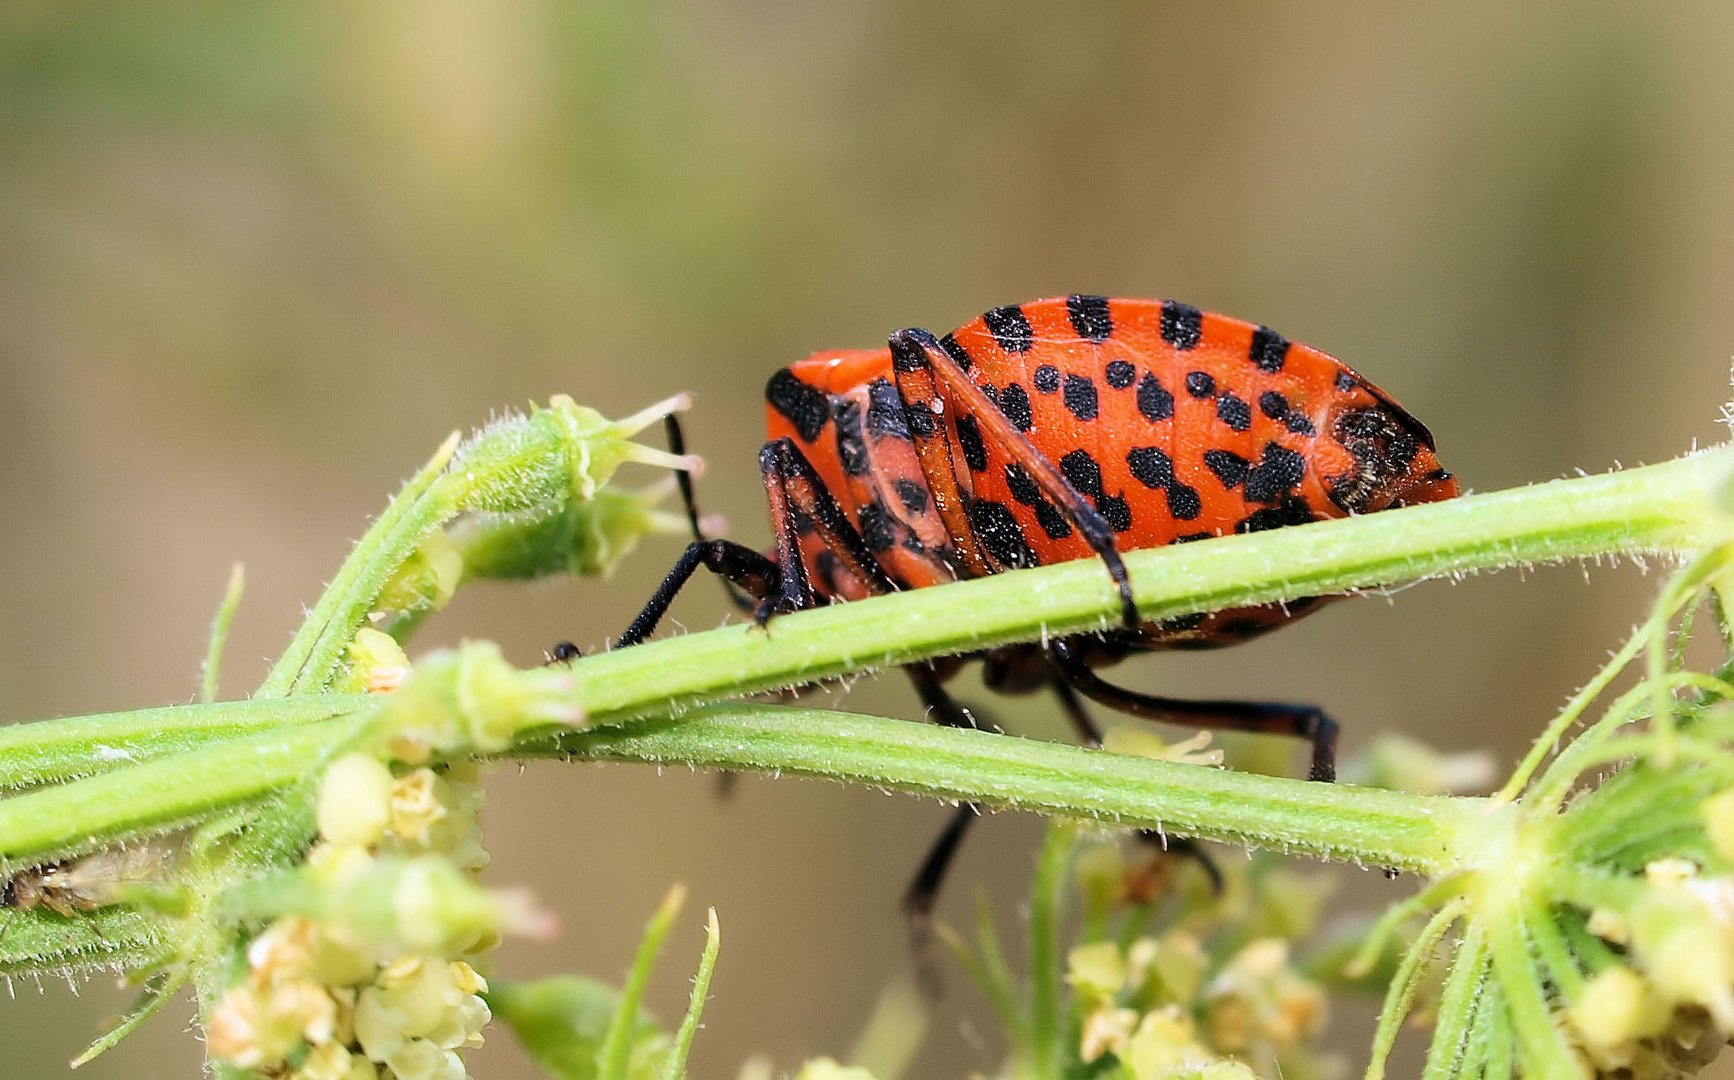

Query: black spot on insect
[
  {"left": 1285, "top": 413, "right": 1317, "bottom": 436},
  {"left": 903, "top": 400, "right": 938, "bottom": 438},
  {"left": 832, "top": 400, "right": 870, "bottom": 476},
  {"left": 982, "top": 306, "right": 1034, "bottom": 353},
  {"left": 857, "top": 501, "right": 897, "bottom": 552},
  {"left": 1258, "top": 391, "right": 1289, "bottom": 420},
  {"left": 968, "top": 498, "right": 1038, "bottom": 569},
  {"left": 955, "top": 414, "right": 988, "bottom": 472},
  {"left": 1335, "top": 370, "right": 1359, "bottom": 393},
  {"left": 1160, "top": 300, "right": 1204, "bottom": 350},
  {"left": 1066, "top": 294, "right": 1114, "bottom": 341},
  {"left": 1126, "top": 446, "right": 1174, "bottom": 490},
  {"left": 1033, "top": 500, "right": 1073, "bottom": 540},
  {"left": 1166, "top": 482, "right": 1203, "bottom": 520},
  {"left": 814, "top": 550, "right": 844, "bottom": 595},
  {"left": 980, "top": 383, "right": 999, "bottom": 407},
  {"left": 1000, "top": 383, "right": 1034, "bottom": 431},
  {"left": 894, "top": 478, "right": 929, "bottom": 515},
  {"left": 1098, "top": 493, "right": 1132, "bottom": 532},
  {"left": 1249, "top": 326, "right": 1289, "bottom": 372},
  {"left": 1157, "top": 612, "right": 1207, "bottom": 632},
  {"left": 1004, "top": 463, "right": 1041, "bottom": 505},
  {"left": 1244, "top": 443, "right": 1307, "bottom": 503},
  {"left": 865, "top": 380, "right": 911, "bottom": 441},
  {"left": 1063, "top": 374, "right": 1098, "bottom": 421},
  {"left": 939, "top": 332, "right": 976, "bottom": 371},
  {"left": 1203, "top": 449, "right": 1250, "bottom": 489},
  {"left": 1034, "top": 364, "right": 1060, "bottom": 393},
  {"left": 1216, "top": 393, "right": 1252, "bottom": 432},
  {"left": 1185, "top": 371, "right": 1216, "bottom": 398},
  {"left": 1174, "top": 531, "right": 1214, "bottom": 543},
  {"left": 1137, "top": 371, "right": 1173, "bottom": 421},
  {"left": 1104, "top": 360, "right": 1136, "bottom": 390},
  {"left": 1059, "top": 449, "right": 1104, "bottom": 499},
  {"left": 765, "top": 369, "right": 830, "bottom": 442},
  {"left": 1236, "top": 496, "right": 1316, "bottom": 534},
  {"left": 789, "top": 507, "right": 816, "bottom": 536}
]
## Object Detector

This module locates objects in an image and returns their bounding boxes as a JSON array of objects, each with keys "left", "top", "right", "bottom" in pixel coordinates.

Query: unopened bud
[{"left": 318, "top": 755, "right": 394, "bottom": 849}]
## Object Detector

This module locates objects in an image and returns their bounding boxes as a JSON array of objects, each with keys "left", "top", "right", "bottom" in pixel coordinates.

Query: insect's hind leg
[
  {"left": 1047, "top": 638, "right": 1339, "bottom": 782},
  {"left": 900, "top": 663, "right": 991, "bottom": 991},
  {"left": 1050, "top": 679, "right": 1224, "bottom": 895}
]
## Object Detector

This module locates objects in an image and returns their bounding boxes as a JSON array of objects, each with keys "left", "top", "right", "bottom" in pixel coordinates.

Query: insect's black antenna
[
  {"left": 664, "top": 414, "right": 707, "bottom": 544},
  {"left": 662, "top": 412, "right": 757, "bottom": 614}
]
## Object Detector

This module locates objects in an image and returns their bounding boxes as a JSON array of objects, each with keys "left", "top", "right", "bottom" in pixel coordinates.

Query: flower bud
[
  {"left": 339, "top": 629, "right": 414, "bottom": 696},
  {"left": 1704, "top": 789, "right": 1734, "bottom": 863},
  {"left": 1570, "top": 965, "right": 1669, "bottom": 1057},
  {"left": 1068, "top": 941, "right": 1128, "bottom": 1004},
  {"left": 318, "top": 755, "right": 394, "bottom": 849},
  {"left": 1629, "top": 884, "right": 1734, "bottom": 1028}
]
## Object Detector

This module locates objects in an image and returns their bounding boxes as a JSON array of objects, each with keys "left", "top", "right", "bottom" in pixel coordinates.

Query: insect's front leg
[
  {"left": 888, "top": 328, "right": 1140, "bottom": 631},
  {"left": 756, "top": 437, "right": 901, "bottom": 624}
]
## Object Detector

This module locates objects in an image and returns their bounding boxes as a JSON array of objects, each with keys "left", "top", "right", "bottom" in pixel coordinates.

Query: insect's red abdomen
[{"left": 764, "top": 296, "right": 1457, "bottom": 644}]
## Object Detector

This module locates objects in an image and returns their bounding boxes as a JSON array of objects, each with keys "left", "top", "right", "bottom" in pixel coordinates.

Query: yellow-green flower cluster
[
  {"left": 208, "top": 753, "right": 543, "bottom": 1079},
  {"left": 1060, "top": 839, "right": 1338, "bottom": 1080},
  {"left": 1566, "top": 852, "right": 1734, "bottom": 1077}
]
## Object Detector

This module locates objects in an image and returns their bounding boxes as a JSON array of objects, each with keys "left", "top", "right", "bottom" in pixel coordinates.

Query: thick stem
[
  {"left": 541, "top": 703, "right": 1488, "bottom": 873},
  {"left": 0, "top": 698, "right": 364, "bottom": 790},
  {"left": 0, "top": 717, "right": 365, "bottom": 865},
  {"left": 258, "top": 434, "right": 459, "bottom": 697},
  {"left": 558, "top": 452, "right": 1727, "bottom": 725}
]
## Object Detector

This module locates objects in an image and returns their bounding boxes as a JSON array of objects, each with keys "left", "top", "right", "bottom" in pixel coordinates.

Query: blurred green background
[{"left": 5, "top": 2, "right": 1734, "bottom": 1077}]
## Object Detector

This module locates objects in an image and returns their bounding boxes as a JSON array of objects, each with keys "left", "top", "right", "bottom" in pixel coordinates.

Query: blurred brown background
[{"left": 4, "top": 2, "right": 1734, "bottom": 1077}]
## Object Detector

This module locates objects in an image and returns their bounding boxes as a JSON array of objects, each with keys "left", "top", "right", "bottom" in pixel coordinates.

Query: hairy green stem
[
  {"left": 0, "top": 698, "right": 364, "bottom": 791},
  {"left": 258, "top": 433, "right": 459, "bottom": 697},
  {"left": 558, "top": 451, "right": 1727, "bottom": 725},
  {"left": 543, "top": 703, "right": 1487, "bottom": 872},
  {"left": 0, "top": 716, "right": 366, "bottom": 865}
]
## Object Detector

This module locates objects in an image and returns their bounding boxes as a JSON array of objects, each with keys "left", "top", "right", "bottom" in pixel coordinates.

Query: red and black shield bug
[{"left": 598, "top": 296, "right": 1458, "bottom": 931}]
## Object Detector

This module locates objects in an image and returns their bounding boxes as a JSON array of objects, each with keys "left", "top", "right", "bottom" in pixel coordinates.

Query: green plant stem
[
  {"left": 1, "top": 451, "right": 1724, "bottom": 912},
  {"left": 257, "top": 433, "right": 459, "bottom": 697},
  {"left": 1026, "top": 821, "right": 1073, "bottom": 1080},
  {"left": 0, "top": 698, "right": 364, "bottom": 790},
  {"left": 1423, "top": 923, "right": 1489, "bottom": 1080},
  {"left": 663, "top": 907, "right": 720, "bottom": 1080},
  {"left": 201, "top": 564, "right": 246, "bottom": 704},
  {"left": 544, "top": 704, "right": 1488, "bottom": 873},
  {"left": 1364, "top": 899, "right": 1463, "bottom": 1080},
  {"left": 601, "top": 885, "right": 684, "bottom": 1080},
  {"left": 554, "top": 451, "right": 1728, "bottom": 726},
  {"left": 0, "top": 716, "right": 366, "bottom": 865}
]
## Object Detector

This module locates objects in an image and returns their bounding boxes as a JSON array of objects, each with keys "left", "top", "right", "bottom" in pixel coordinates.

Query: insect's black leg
[
  {"left": 663, "top": 414, "right": 756, "bottom": 615},
  {"left": 547, "top": 641, "right": 583, "bottom": 664},
  {"left": 616, "top": 539, "right": 782, "bottom": 648},
  {"left": 761, "top": 437, "right": 901, "bottom": 612},
  {"left": 1050, "top": 679, "right": 1224, "bottom": 894},
  {"left": 610, "top": 433, "right": 898, "bottom": 649},
  {"left": 1047, "top": 638, "right": 1339, "bottom": 782},
  {"left": 900, "top": 663, "right": 988, "bottom": 991},
  {"left": 888, "top": 328, "right": 1139, "bottom": 632}
]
